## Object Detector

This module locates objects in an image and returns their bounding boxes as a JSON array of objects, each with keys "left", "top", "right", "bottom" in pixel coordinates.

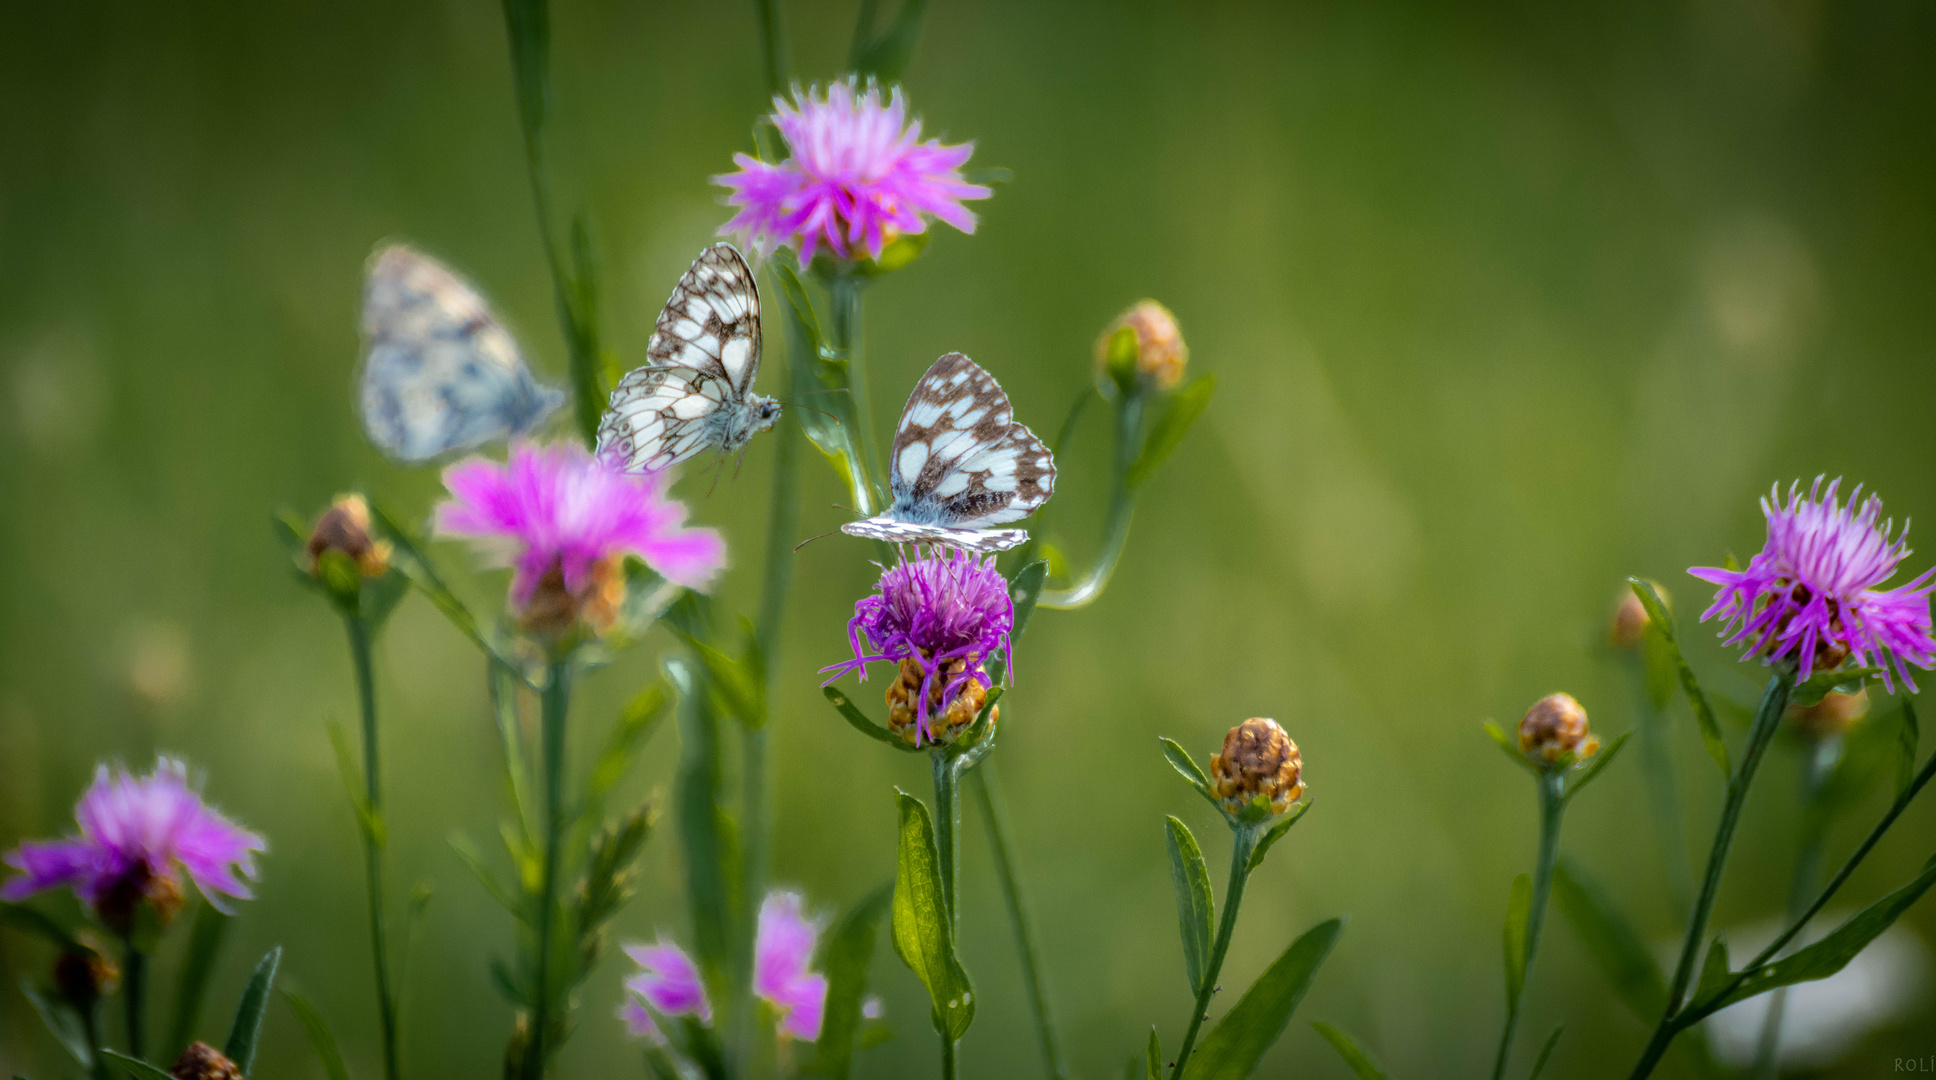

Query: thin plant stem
[
  {"left": 1627, "top": 670, "right": 1793, "bottom": 1080},
  {"left": 969, "top": 767, "right": 1068, "bottom": 1080},
  {"left": 1629, "top": 658, "right": 1694, "bottom": 920},
  {"left": 940, "top": 1032, "right": 958, "bottom": 1080},
  {"left": 1749, "top": 738, "right": 1836, "bottom": 1078},
  {"left": 829, "top": 271, "right": 880, "bottom": 504},
  {"left": 80, "top": 1000, "right": 108, "bottom": 1080},
  {"left": 122, "top": 941, "right": 145, "bottom": 1060},
  {"left": 345, "top": 615, "right": 402, "bottom": 1080},
  {"left": 1492, "top": 770, "right": 1565, "bottom": 1080},
  {"left": 1169, "top": 823, "right": 1262, "bottom": 1080},
  {"left": 1041, "top": 392, "right": 1144, "bottom": 609},
  {"left": 750, "top": 0, "right": 788, "bottom": 98},
  {"left": 932, "top": 752, "right": 963, "bottom": 1080},
  {"left": 525, "top": 659, "right": 573, "bottom": 1080}
]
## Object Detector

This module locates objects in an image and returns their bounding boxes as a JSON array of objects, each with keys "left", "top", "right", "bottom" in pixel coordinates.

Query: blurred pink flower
[
  {"left": 715, "top": 79, "right": 991, "bottom": 265},
  {"left": 755, "top": 891, "right": 828, "bottom": 1041}
]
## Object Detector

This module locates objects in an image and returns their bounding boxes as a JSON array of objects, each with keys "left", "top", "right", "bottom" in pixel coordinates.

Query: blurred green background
[{"left": 4, "top": 0, "right": 1935, "bottom": 1076}]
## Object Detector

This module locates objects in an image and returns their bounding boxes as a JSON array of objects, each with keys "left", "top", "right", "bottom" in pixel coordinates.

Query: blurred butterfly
[
  {"left": 358, "top": 244, "right": 564, "bottom": 464},
  {"left": 597, "top": 243, "right": 779, "bottom": 475},
  {"left": 841, "top": 353, "right": 1056, "bottom": 553}
]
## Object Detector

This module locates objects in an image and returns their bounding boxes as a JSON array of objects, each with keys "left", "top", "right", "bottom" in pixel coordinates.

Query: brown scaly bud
[
  {"left": 171, "top": 1042, "right": 244, "bottom": 1080},
  {"left": 1788, "top": 687, "right": 1869, "bottom": 740},
  {"left": 1210, "top": 718, "right": 1305, "bottom": 816},
  {"left": 1519, "top": 693, "right": 1600, "bottom": 766},
  {"left": 53, "top": 946, "right": 120, "bottom": 1004},
  {"left": 885, "top": 654, "right": 995, "bottom": 747},
  {"left": 519, "top": 555, "right": 626, "bottom": 641},
  {"left": 1095, "top": 300, "right": 1189, "bottom": 394},
  {"left": 307, "top": 494, "right": 391, "bottom": 579},
  {"left": 93, "top": 862, "right": 185, "bottom": 937}
]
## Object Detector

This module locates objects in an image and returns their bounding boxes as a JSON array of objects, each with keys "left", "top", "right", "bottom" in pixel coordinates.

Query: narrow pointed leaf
[
  {"left": 668, "top": 628, "right": 765, "bottom": 729},
  {"left": 280, "top": 986, "right": 352, "bottom": 1080},
  {"left": 1008, "top": 560, "right": 1050, "bottom": 643},
  {"left": 1551, "top": 857, "right": 1667, "bottom": 1020},
  {"left": 20, "top": 983, "right": 91, "bottom": 1066},
  {"left": 824, "top": 685, "right": 920, "bottom": 753},
  {"left": 851, "top": 0, "right": 933, "bottom": 81},
  {"left": 1164, "top": 817, "right": 1216, "bottom": 994},
  {"left": 1309, "top": 1022, "right": 1390, "bottom": 1080},
  {"left": 1159, "top": 737, "right": 1219, "bottom": 807},
  {"left": 1503, "top": 873, "right": 1532, "bottom": 1010},
  {"left": 890, "top": 790, "right": 975, "bottom": 1041},
  {"left": 1146, "top": 1027, "right": 1163, "bottom": 1080},
  {"left": 815, "top": 883, "right": 894, "bottom": 1080},
  {"left": 587, "top": 681, "right": 670, "bottom": 807},
  {"left": 1181, "top": 917, "right": 1343, "bottom": 1080},
  {"left": 1899, "top": 697, "right": 1921, "bottom": 798},
  {"left": 1527, "top": 1026, "right": 1563, "bottom": 1080},
  {"left": 1639, "top": 611, "right": 1679, "bottom": 711},
  {"left": 168, "top": 902, "right": 231, "bottom": 1052},
  {"left": 1789, "top": 667, "right": 1881, "bottom": 708},
  {"left": 223, "top": 946, "right": 281, "bottom": 1073},
  {"left": 0, "top": 903, "right": 80, "bottom": 950},
  {"left": 449, "top": 832, "right": 523, "bottom": 914},
  {"left": 1628, "top": 578, "right": 1730, "bottom": 776},
  {"left": 99, "top": 1052, "right": 174, "bottom": 1080},
  {"left": 670, "top": 657, "right": 739, "bottom": 990},
  {"left": 1483, "top": 722, "right": 1533, "bottom": 771},
  {"left": 1248, "top": 800, "right": 1313, "bottom": 871},
  {"left": 1563, "top": 732, "right": 1630, "bottom": 801},
  {"left": 1694, "top": 936, "right": 1732, "bottom": 1003},
  {"left": 1127, "top": 374, "right": 1217, "bottom": 491}
]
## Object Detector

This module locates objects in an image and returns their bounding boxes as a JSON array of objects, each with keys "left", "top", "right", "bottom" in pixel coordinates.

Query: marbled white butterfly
[
  {"left": 841, "top": 353, "right": 1056, "bottom": 553},
  {"left": 358, "top": 244, "right": 564, "bottom": 464},
  {"left": 597, "top": 243, "right": 779, "bottom": 474}
]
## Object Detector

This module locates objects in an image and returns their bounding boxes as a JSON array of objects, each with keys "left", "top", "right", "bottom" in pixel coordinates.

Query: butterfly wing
[
  {"left": 888, "top": 353, "right": 1057, "bottom": 527},
  {"left": 598, "top": 244, "right": 763, "bottom": 473},
  {"left": 840, "top": 518, "right": 1030, "bottom": 553},
  {"left": 358, "top": 245, "right": 562, "bottom": 463}
]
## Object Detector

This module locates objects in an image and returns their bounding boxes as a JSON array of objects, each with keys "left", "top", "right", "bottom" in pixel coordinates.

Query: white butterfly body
[
  {"left": 358, "top": 245, "right": 564, "bottom": 463},
  {"left": 598, "top": 243, "right": 778, "bottom": 474},
  {"left": 842, "top": 353, "right": 1056, "bottom": 553}
]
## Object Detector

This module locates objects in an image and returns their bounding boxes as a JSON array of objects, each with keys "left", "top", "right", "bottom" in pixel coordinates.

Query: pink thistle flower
[
  {"left": 1690, "top": 477, "right": 1936, "bottom": 692},
  {"left": 755, "top": 891, "right": 828, "bottom": 1041},
  {"left": 621, "top": 939, "right": 712, "bottom": 1040},
  {"left": 822, "top": 547, "right": 1013, "bottom": 745},
  {"left": 435, "top": 441, "right": 726, "bottom": 630},
  {"left": 2, "top": 759, "right": 265, "bottom": 929},
  {"left": 714, "top": 79, "right": 992, "bottom": 266}
]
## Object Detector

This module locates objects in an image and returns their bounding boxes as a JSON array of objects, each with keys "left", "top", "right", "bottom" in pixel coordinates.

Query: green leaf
[
  {"left": 1563, "top": 732, "right": 1630, "bottom": 801},
  {"left": 1697, "top": 857, "right": 1936, "bottom": 1015},
  {"left": 326, "top": 720, "right": 383, "bottom": 847},
  {"left": 1309, "top": 1022, "right": 1390, "bottom": 1080},
  {"left": 1007, "top": 560, "right": 1050, "bottom": 649},
  {"left": 1483, "top": 721, "right": 1532, "bottom": 771},
  {"left": 574, "top": 801, "right": 657, "bottom": 985},
  {"left": 1789, "top": 667, "right": 1882, "bottom": 708},
  {"left": 1159, "top": 737, "right": 1220, "bottom": 808},
  {"left": 1639, "top": 605, "right": 1679, "bottom": 712},
  {"left": 1551, "top": 857, "right": 1667, "bottom": 1020},
  {"left": 1527, "top": 1026, "right": 1563, "bottom": 1080},
  {"left": 669, "top": 657, "right": 740, "bottom": 994},
  {"left": 586, "top": 681, "right": 670, "bottom": 809},
  {"left": 1899, "top": 696, "right": 1921, "bottom": 799},
  {"left": 890, "top": 790, "right": 975, "bottom": 1041},
  {"left": 369, "top": 504, "right": 529, "bottom": 678},
  {"left": 943, "top": 687, "right": 1005, "bottom": 767},
  {"left": 772, "top": 262, "right": 872, "bottom": 514},
  {"left": 450, "top": 832, "right": 523, "bottom": 914},
  {"left": 1694, "top": 936, "right": 1732, "bottom": 1003},
  {"left": 20, "top": 982, "right": 91, "bottom": 1067},
  {"left": 668, "top": 627, "right": 765, "bottom": 730},
  {"left": 962, "top": 167, "right": 1014, "bottom": 187},
  {"left": 99, "top": 1051, "right": 174, "bottom": 1080},
  {"left": 0, "top": 902, "right": 80, "bottom": 950},
  {"left": 1628, "top": 578, "right": 1730, "bottom": 777},
  {"left": 1503, "top": 873, "right": 1532, "bottom": 1010},
  {"left": 1146, "top": 1027, "right": 1164, "bottom": 1080},
  {"left": 1181, "top": 917, "right": 1344, "bottom": 1080},
  {"left": 814, "top": 883, "right": 894, "bottom": 1080},
  {"left": 280, "top": 986, "right": 352, "bottom": 1080},
  {"left": 1127, "top": 374, "right": 1216, "bottom": 491},
  {"left": 850, "top": 0, "right": 932, "bottom": 81},
  {"left": 168, "top": 902, "right": 231, "bottom": 1053},
  {"left": 224, "top": 946, "right": 281, "bottom": 1073},
  {"left": 1164, "top": 817, "right": 1216, "bottom": 995},
  {"left": 823, "top": 685, "right": 920, "bottom": 752},
  {"left": 1248, "top": 800, "right": 1312, "bottom": 871}
]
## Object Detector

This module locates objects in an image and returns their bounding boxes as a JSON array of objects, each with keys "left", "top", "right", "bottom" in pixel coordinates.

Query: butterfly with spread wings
[
  {"left": 358, "top": 244, "right": 565, "bottom": 464},
  {"left": 597, "top": 243, "right": 780, "bottom": 475},
  {"left": 841, "top": 353, "right": 1056, "bottom": 553}
]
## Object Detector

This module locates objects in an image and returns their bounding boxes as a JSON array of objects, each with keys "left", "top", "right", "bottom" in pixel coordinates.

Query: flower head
[
  {"left": 821, "top": 547, "right": 1014, "bottom": 746},
  {"left": 755, "top": 892, "right": 828, "bottom": 1041},
  {"left": 715, "top": 79, "right": 992, "bottom": 266},
  {"left": 1096, "top": 300, "right": 1189, "bottom": 394},
  {"left": 1518, "top": 693, "right": 1600, "bottom": 766},
  {"left": 1690, "top": 478, "right": 1936, "bottom": 691},
  {"left": 171, "top": 1042, "right": 244, "bottom": 1080},
  {"left": 435, "top": 441, "right": 726, "bottom": 635},
  {"left": 1210, "top": 718, "right": 1306, "bottom": 816},
  {"left": 307, "top": 493, "right": 390, "bottom": 580},
  {"left": 621, "top": 939, "right": 711, "bottom": 1039},
  {"left": 2, "top": 759, "right": 265, "bottom": 932}
]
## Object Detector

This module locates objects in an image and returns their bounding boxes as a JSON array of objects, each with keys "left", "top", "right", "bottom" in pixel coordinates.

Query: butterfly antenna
[
  {"left": 794, "top": 387, "right": 854, "bottom": 399},
  {"left": 733, "top": 445, "right": 749, "bottom": 479},
  {"left": 792, "top": 529, "right": 839, "bottom": 553},
  {"left": 706, "top": 454, "right": 727, "bottom": 498},
  {"left": 829, "top": 503, "right": 856, "bottom": 514},
  {"left": 773, "top": 398, "right": 843, "bottom": 424}
]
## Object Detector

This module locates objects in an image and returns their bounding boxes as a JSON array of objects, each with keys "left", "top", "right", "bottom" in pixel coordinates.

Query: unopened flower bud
[
  {"left": 307, "top": 494, "right": 391, "bottom": 579},
  {"left": 520, "top": 555, "right": 626, "bottom": 640},
  {"left": 1095, "top": 300, "right": 1188, "bottom": 394},
  {"left": 53, "top": 946, "right": 119, "bottom": 1004},
  {"left": 171, "top": 1041, "right": 244, "bottom": 1080},
  {"left": 1788, "top": 687, "right": 1869, "bottom": 740},
  {"left": 1519, "top": 693, "right": 1599, "bottom": 766},
  {"left": 1210, "top": 718, "right": 1305, "bottom": 816},
  {"left": 886, "top": 655, "right": 995, "bottom": 747}
]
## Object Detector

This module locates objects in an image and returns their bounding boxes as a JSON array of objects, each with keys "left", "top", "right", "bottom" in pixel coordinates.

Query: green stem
[
  {"left": 526, "top": 659, "right": 572, "bottom": 1080},
  {"left": 969, "top": 767, "right": 1067, "bottom": 1080},
  {"left": 346, "top": 616, "right": 402, "bottom": 1080},
  {"left": 1628, "top": 670, "right": 1793, "bottom": 1080},
  {"left": 750, "top": 0, "right": 788, "bottom": 98},
  {"left": 1492, "top": 770, "right": 1565, "bottom": 1080},
  {"left": 80, "top": 999, "right": 109, "bottom": 1080},
  {"left": 829, "top": 271, "right": 880, "bottom": 507},
  {"left": 1169, "top": 824, "right": 1262, "bottom": 1080},
  {"left": 122, "top": 942, "right": 145, "bottom": 1060},
  {"left": 1040, "top": 391, "right": 1144, "bottom": 609},
  {"left": 1749, "top": 739, "right": 1836, "bottom": 1078},
  {"left": 931, "top": 753, "right": 962, "bottom": 1078},
  {"left": 940, "top": 1032, "right": 958, "bottom": 1080}
]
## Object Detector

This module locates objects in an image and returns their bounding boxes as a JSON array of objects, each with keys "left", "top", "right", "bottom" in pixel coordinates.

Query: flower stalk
[
  {"left": 1040, "top": 391, "right": 1142, "bottom": 609},
  {"left": 1167, "top": 822, "right": 1263, "bottom": 1080},
  {"left": 970, "top": 767, "right": 1067, "bottom": 1080},
  {"left": 828, "top": 269, "right": 881, "bottom": 505},
  {"left": 344, "top": 613, "right": 403, "bottom": 1080},
  {"left": 524, "top": 657, "right": 573, "bottom": 1080},
  {"left": 1491, "top": 769, "right": 1563, "bottom": 1080},
  {"left": 122, "top": 940, "right": 146, "bottom": 1060}
]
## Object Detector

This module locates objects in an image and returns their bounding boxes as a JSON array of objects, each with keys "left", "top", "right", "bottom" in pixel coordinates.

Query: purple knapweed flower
[
  {"left": 1690, "top": 477, "right": 1936, "bottom": 692},
  {"left": 618, "top": 891, "right": 828, "bottom": 1044},
  {"left": 714, "top": 79, "right": 991, "bottom": 266},
  {"left": 822, "top": 547, "right": 1013, "bottom": 745},
  {"left": 2, "top": 759, "right": 265, "bottom": 931},
  {"left": 435, "top": 441, "right": 726, "bottom": 633}
]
